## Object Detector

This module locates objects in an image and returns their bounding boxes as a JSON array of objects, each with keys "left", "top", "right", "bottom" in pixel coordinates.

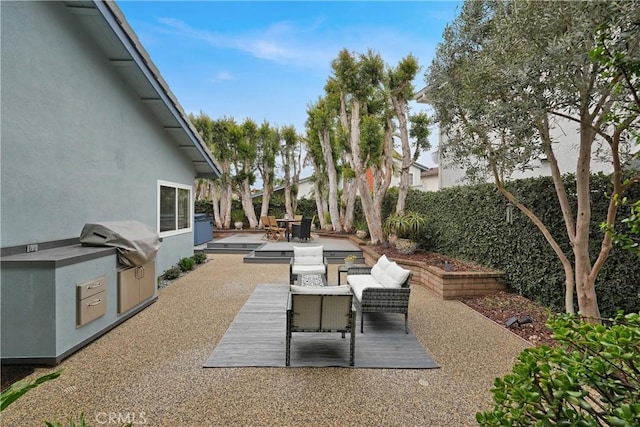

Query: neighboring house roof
[
  {"left": 252, "top": 176, "right": 314, "bottom": 199},
  {"left": 421, "top": 167, "right": 439, "bottom": 177},
  {"left": 64, "top": 0, "right": 221, "bottom": 179}
]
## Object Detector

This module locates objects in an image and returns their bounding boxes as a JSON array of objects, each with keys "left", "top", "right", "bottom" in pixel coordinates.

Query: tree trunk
[
  {"left": 342, "top": 179, "right": 357, "bottom": 232},
  {"left": 537, "top": 116, "right": 577, "bottom": 313},
  {"left": 260, "top": 169, "right": 272, "bottom": 219},
  {"left": 573, "top": 122, "right": 600, "bottom": 319},
  {"left": 222, "top": 183, "right": 233, "bottom": 229},
  {"left": 241, "top": 179, "right": 258, "bottom": 229},
  {"left": 393, "top": 97, "right": 412, "bottom": 214},
  {"left": 318, "top": 128, "right": 341, "bottom": 231},
  {"left": 211, "top": 181, "right": 223, "bottom": 229}
]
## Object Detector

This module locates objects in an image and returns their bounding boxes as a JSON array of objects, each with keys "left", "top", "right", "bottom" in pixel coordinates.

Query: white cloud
[
  {"left": 153, "top": 14, "right": 438, "bottom": 73},
  {"left": 210, "top": 71, "right": 235, "bottom": 83}
]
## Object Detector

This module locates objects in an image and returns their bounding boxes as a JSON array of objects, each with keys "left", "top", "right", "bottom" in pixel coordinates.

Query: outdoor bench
[{"left": 346, "top": 255, "right": 412, "bottom": 334}]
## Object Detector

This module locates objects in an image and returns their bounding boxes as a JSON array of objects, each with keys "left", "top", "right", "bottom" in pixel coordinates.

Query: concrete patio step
[{"left": 199, "top": 234, "right": 364, "bottom": 265}]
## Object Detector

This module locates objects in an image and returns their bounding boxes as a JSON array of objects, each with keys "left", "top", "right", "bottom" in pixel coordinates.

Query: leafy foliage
[
  {"left": 1, "top": 369, "right": 62, "bottom": 411},
  {"left": 383, "top": 211, "right": 430, "bottom": 241},
  {"left": 178, "top": 257, "right": 195, "bottom": 272},
  {"left": 192, "top": 252, "right": 208, "bottom": 265},
  {"left": 385, "top": 173, "right": 640, "bottom": 317},
  {"left": 477, "top": 312, "right": 640, "bottom": 426},
  {"left": 161, "top": 267, "right": 181, "bottom": 281},
  {"left": 44, "top": 414, "right": 89, "bottom": 427}
]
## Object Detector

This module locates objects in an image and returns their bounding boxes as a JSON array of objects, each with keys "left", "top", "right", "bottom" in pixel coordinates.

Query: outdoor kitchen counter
[{"left": 0, "top": 244, "right": 116, "bottom": 268}]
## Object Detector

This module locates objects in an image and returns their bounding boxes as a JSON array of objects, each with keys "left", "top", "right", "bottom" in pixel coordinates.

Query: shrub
[
  {"left": 192, "top": 252, "right": 207, "bottom": 264},
  {"left": 391, "top": 174, "right": 640, "bottom": 317},
  {"left": 178, "top": 257, "right": 195, "bottom": 272},
  {"left": 383, "top": 211, "right": 429, "bottom": 241},
  {"left": 161, "top": 267, "right": 181, "bottom": 281},
  {"left": 44, "top": 414, "right": 89, "bottom": 427},
  {"left": 477, "top": 312, "right": 640, "bottom": 426},
  {"left": 1, "top": 369, "right": 63, "bottom": 411}
]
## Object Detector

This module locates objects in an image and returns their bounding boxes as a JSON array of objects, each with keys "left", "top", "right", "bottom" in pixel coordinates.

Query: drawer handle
[
  {"left": 86, "top": 299, "right": 103, "bottom": 307},
  {"left": 87, "top": 283, "right": 102, "bottom": 289}
]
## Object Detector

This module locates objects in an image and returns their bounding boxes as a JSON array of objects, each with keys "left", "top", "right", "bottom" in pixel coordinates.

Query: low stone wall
[{"left": 360, "top": 245, "right": 505, "bottom": 300}]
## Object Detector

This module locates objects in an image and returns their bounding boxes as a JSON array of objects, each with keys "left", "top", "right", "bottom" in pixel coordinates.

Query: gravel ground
[{"left": 2, "top": 254, "right": 529, "bottom": 427}]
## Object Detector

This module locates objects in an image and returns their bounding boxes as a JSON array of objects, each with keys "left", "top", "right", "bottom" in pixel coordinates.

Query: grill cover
[{"left": 80, "top": 220, "right": 160, "bottom": 267}]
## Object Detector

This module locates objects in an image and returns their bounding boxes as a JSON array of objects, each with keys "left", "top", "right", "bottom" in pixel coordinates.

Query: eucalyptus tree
[
  {"left": 279, "top": 125, "right": 302, "bottom": 218},
  {"left": 256, "top": 121, "right": 280, "bottom": 221},
  {"left": 324, "top": 77, "right": 358, "bottom": 232},
  {"left": 425, "top": 0, "right": 640, "bottom": 318},
  {"left": 233, "top": 118, "right": 259, "bottom": 228},
  {"left": 331, "top": 48, "right": 391, "bottom": 243},
  {"left": 302, "top": 121, "right": 329, "bottom": 226},
  {"left": 190, "top": 112, "right": 233, "bottom": 229},
  {"left": 306, "top": 96, "right": 342, "bottom": 230},
  {"left": 385, "top": 54, "right": 431, "bottom": 214}
]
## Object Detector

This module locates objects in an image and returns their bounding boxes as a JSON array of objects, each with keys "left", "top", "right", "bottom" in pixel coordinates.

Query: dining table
[{"left": 276, "top": 218, "right": 301, "bottom": 242}]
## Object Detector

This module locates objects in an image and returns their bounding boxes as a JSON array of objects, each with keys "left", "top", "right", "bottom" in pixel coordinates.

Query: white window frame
[{"left": 157, "top": 180, "right": 193, "bottom": 238}]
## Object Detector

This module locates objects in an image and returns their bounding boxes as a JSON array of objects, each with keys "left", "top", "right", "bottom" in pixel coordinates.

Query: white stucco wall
[
  {"left": 1, "top": 1, "right": 196, "bottom": 273},
  {"left": 438, "top": 119, "right": 619, "bottom": 188}
]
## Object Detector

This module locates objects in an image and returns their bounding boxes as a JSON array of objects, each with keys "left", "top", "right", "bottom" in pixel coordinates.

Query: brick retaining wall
[{"left": 360, "top": 244, "right": 505, "bottom": 300}]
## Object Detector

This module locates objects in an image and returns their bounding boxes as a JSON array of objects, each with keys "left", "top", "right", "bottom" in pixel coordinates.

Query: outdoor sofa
[{"left": 346, "top": 254, "right": 412, "bottom": 333}]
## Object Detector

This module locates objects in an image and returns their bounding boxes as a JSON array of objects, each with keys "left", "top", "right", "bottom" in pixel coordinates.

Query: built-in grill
[
  {"left": 80, "top": 220, "right": 160, "bottom": 268},
  {"left": 80, "top": 220, "right": 160, "bottom": 315}
]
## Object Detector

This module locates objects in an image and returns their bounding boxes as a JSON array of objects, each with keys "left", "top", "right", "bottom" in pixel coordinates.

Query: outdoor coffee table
[{"left": 297, "top": 272, "right": 327, "bottom": 287}]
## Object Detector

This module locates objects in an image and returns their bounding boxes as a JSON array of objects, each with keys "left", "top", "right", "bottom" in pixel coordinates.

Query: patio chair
[
  {"left": 289, "top": 245, "right": 328, "bottom": 285},
  {"left": 268, "top": 216, "right": 286, "bottom": 241},
  {"left": 291, "top": 217, "right": 312, "bottom": 242},
  {"left": 260, "top": 215, "right": 272, "bottom": 240},
  {"left": 290, "top": 214, "right": 303, "bottom": 232},
  {"left": 286, "top": 285, "right": 356, "bottom": 366}
]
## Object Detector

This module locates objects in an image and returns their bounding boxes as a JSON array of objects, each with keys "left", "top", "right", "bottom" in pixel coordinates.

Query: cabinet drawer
[
  {"left": 77, "top": 275, "right": 106, "bottom": 299},
  {"left": 77, "top": 290, "right": 106, "bottom": 327}
]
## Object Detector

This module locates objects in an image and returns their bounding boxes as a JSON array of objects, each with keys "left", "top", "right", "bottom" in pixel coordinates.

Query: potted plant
[
  {"left": 383, "top": 211, "right": 429, "bottom": 255},
  {"left": 353, "top": 218, "right": 369, "bottom": 239},
  {"left": 344, "top": 254, "right": 357, "bottom": 268},
  {"left": 231, "top": 210, "right": 244, "bottom": 230}
]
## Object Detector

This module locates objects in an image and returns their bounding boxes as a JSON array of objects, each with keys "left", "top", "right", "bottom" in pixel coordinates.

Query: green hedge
[{"left": 386, "top": 174, "right": 640, "bottom": 317}]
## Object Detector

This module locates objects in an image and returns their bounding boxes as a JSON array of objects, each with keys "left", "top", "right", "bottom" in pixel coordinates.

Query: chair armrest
[{"left": 347, "top": 266, "right": 372, "bottom": 275}]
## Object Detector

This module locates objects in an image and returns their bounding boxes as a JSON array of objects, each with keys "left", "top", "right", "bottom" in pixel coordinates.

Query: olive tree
[{"left": 425, "top": 0, "right": 640, "bottom": 319}]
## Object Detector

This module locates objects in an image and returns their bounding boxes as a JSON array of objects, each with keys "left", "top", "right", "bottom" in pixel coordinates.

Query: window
[
  {"left": 408, "top": 173, "right": 414, "bottom": 186},
  {"left": 158, "top": 180, "right": 192, "bottom": 237}
]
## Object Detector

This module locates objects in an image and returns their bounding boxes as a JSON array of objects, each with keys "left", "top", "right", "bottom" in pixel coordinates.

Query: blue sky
[{"left": 117, "top": 1, "right": 462, "bottom": 169}]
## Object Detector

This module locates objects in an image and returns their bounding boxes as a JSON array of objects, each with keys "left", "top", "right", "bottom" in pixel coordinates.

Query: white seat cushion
[
  {"left": 292, "top": 265, "right": 326, "bottom": 275},
  {"left": 290, "top": 285, "right": 351, "bottom": 295},
  {"left": 347, "top": 274, "right": 382, "bottom": 301},
  {"left": 370, "top": 263, "right": 384, "bottom": 282},
  {"left": 293, "top": 245, "right": 324, "bottom": 265},
  {"left": 385, "top": 262, "right": 411, "bottom": 287},
  {"left": 375, "top": 254, "right": 392, "bottom": 271}
]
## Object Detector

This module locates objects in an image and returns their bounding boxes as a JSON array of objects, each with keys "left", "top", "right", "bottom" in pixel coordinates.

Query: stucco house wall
[
  {"left": 1, "top": 1, "right": 219, "bottom": 363},
  {"left": 1, "top": 1, "right": 213, "bottom": 273}
]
